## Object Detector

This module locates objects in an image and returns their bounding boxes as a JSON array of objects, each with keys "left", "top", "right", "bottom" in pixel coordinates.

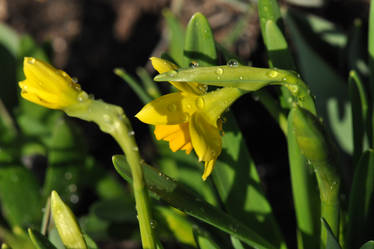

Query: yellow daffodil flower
[
  {"left": 136, "top": 57, "right": 243, "bottom": 180},
  {"left": 18, "top": 57, "right": 84, "bottom": 110}
]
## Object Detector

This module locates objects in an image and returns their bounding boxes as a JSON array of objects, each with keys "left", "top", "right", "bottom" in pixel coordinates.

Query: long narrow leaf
[
  {"left": 349, "top": 71, "right": 369, "bottom": 163},
  {"left": 113, "top": 155, "right": 277, "bottom": 249},
  {"left": 346, "top": 150, "right": 374, "bottom": 249},
  {"left": 184, "top": 13, "right": 217, "bottom": 67}
]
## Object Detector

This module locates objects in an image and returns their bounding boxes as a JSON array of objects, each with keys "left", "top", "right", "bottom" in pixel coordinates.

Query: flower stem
[
  {"left": 111, "top": 115, "right": 156, "bottom": 249},
  {"left": 66, "top": 99, "right": 156, "bottom": 249}
]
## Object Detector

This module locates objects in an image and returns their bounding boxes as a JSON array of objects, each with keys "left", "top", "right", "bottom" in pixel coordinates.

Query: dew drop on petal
[
  {"left": 128, "top": 130, "right": 135, "bottom": 136},
  {"left": 195, "top": 97, "right": 205, "bottom": 109},
  {"left": 239, "top": 76, "right": 244, "bottom": 80},
  {"left": 227, "top": 59, "right": 239, "bottom": 67},
  {"left": 167, "top": 103, "right": 177, "bottom": 112},
  {"left": 182, "top": 113, "right": 190, "bottom": 122},
  {"left": 27, "top": 58, "right": 36, "bottom": 64}
]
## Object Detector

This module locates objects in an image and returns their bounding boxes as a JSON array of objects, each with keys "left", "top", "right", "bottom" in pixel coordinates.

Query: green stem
[
  {"left": 111, "top": 115, "right": 156, "bottom": 249},
  {"left": 65, "top": 99, "right": 156, "bottom": 249}
]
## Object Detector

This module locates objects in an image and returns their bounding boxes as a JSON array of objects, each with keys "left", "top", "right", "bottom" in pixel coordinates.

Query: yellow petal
[
  {"left": 154, "top": 123, "right": 193, "bottom": 154},
  {"left": 19, "top": 57, "right": 83, "bottom": 110},
  {"left": 201, "top": 87, "right": 242, "bottom": 127},
  {"left": 135, "top": 92, "right": 197, "bottom": 125},
  {"left": 189, "top": 112, "right": 221, "bottom": 163},
  {"left": 150, "top": 57, "right": 206, "bottom": 95},
  {"left": 202, "top": 159, "right": 216, "bottom": 181}
]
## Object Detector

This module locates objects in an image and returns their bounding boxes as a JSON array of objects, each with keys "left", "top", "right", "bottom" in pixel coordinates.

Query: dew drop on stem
[{"left": 227, "top": 59, "right": 239, "bottom": 67}]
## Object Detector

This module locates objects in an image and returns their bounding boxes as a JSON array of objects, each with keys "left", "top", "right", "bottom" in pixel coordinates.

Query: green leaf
[
  {"left": 263, "top": 20, "right": 295, "bottom": 70},
  {"left": 285, "top": 11, "right": 353, "bottom": 155},
  {"left": 91, "top": 199, "right": 136, "bottom": 223},
  {"left": 136, "top": 67, "right": 161, "bottom": 99},
  {"left": 0, "top": 166, "right": 43, "bottom": 228},
  {"left": 349, "top": 71, "right": 369, "bottom": 162},
  {"left": 230, "top": 236, "right": 245, "bottom": 249},
  {"left": 163, "top": 10, "right": 185, "bottom": 67},
  {"left": 213, "top": 112, "right": 286, "bottom": 249},
  {"left": 360, "top": 241, "right": 374, "bottom": 249},
  {"left": 322, "top": 219, "right": 342, "bottom": 249},
  {"left": 184, "top": 12, "right": 217, "bottom": 67},
  {"left": 368, "top": 0, "right": 374, "bottom": 147},
  {"left": 112, "top": 155, "right": 277, "bottom": 249},
  {"left": 0, "top": 23, "right": 20, "bottom": 56},
  {"left": 346, "top": 150, "right": 374, "bottom": 249},
  {"left": 28, "top": 228, "right": 57, "bottom": 249},
  {"left": 43, "top": 117, "right": 86, "bottom": 204},
  {"left": 287, "top": 110, "right": 320, "bottom": 249},
  {"left": 194, "top": 230, "right": 221, "bottom": 249},
  {"left": 83, "top": 234, "right": 99, "bottom": 249},
  {"left": 155, "top": 206, "right": 196, "bottom": 247},
  {"left": 258, "top": 0, "right": 295, "bottom": 109},
  {"left": 114, "top": 68, "right": 152, "bottom": 104}
]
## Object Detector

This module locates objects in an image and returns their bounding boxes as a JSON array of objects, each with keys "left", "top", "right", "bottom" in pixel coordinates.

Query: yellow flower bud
[{"left": 18, "top": 57, "right": 84, "bottom": 110}]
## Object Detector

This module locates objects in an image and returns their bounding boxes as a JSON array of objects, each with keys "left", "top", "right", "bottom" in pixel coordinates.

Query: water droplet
[
  {"left": 287, "top": 97, "right": 293, "bottom": 103},
  {"left": 189, "top": 61, "right": 199, "bottom": 68},
  {"left": 288, "top": 85, "right": 299, "bottom": 94},
  {"left": 150, "top": 220, "right": 158, "bottom": 229},
  {"left": 227, "top": 59, "right": 239, "bottom": 67},
  {"left": 267, "top": 70, "right": 279, "bottom": 78},
  {"left": 167, "top": 103, "right": 177, "bottom": 112},
  {"left": 27, "top": 58, "right": 36, "bottom": 64},
  {"left": 217, "top": 76, "right": 221, "bottom": 80},
  {"left": 133, "top": 146, "right": 139, "bottom": 151},
  {"left": 181, "top": 113, "right": 190, "bottom": 122},
  {"left": 65, "top": 172, "right": 72, "bottom": 180},
  {"left": 195, "top": 97, "right": 205, "bottom": 109},
  {"left": 70, "top": 194, "right": 79, "bottom": 204},
  {"left": 77, "top": 92, "right": 88, "bottom": 102},
  {"left": 198, "top": 85, "right": 208, "bottom": 93},
  {"left": 72, "top": 77, "right": 78, "bottom": 83},
  {"left": 68, "top": 184, "right": 77, "bottom": 192},
  {"left": 128, "top": 130, "right": 135, "bottom": 136},
  {"left": 103, "top": 114, "right": 112, "bottom": 123},
  {"left": 215, "top": 67, "right": 224, "bottom": 76},
  {"left": 186, "top": 104, "right": 192, "bottom": 109},
  {"left": 307, "top": 160, "right": 312, "bottom": 165},
  {"left": 239, "top": 76, "right": 244, "bottom": 80},
  {"left": 158, "top": 172, "right": 163, "bottom": 177}
]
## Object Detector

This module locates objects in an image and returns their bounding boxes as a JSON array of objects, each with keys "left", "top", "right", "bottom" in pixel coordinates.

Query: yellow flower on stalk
[
  {"left": 18, "top": 57, "right": 84, "bottom": 110},
  {"left": 136, "top": 57, "right": 242, "bottom": 180}
]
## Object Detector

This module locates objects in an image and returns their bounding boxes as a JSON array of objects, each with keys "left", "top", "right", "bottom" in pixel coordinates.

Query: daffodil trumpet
[
  {"left": 136, "top": 57, "right": 246, "bottom": 180},
  {"left": 18, "top": 57, "right": 156, "bottom": 249}
]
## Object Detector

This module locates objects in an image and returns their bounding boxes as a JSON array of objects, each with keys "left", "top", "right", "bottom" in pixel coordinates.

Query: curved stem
[{"left": 66, "top": 100, "right": 156, "bottom": 249}]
